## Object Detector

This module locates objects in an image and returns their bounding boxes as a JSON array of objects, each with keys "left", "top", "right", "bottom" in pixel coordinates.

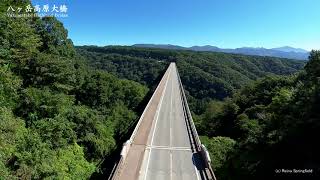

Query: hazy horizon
[
  {"left": 74, "top": 43, "right": 313, "bottom": 51},
  {"left": 32, "top": 0, "right": 320, "bottom": 51}
]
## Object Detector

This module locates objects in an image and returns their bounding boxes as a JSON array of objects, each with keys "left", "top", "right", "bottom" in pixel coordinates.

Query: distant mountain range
[{"left": 133, "top": 44, "right": 310, "bottom": 60}]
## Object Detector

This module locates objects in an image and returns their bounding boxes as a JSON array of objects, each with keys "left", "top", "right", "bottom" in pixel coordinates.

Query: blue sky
[{"left": 31, "top": 0, "right": 320, "bottom": 50}]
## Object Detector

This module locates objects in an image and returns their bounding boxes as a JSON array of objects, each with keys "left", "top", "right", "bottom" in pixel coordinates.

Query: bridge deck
[{"left": 113, "top": 63, "right": 211, "bottom": 180}]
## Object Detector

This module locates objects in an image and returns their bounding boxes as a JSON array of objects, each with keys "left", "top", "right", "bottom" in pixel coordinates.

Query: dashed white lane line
[
  {"left": 143, "top": 64, "right": 172, "bottom": 180},
  {"left": 170, "top": 67, "right": 173, "bottom": 147},
  {"left": 170, "top": 65, "right": 174, "bottom": 180}
]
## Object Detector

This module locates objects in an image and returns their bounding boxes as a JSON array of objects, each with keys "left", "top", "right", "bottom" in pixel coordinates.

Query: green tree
[
  {"left": 0, "top": 107, "right": 27, "bottom": 179},
  {"left": 32, "top": 117, "right": 77, "bottom": 149},
  {"left": 22, "top": 53, "right": 77, "bottom": 92},
  {"left": 16, "top": 88, "right": 74, "bottom": 126},
  {"left": 200, "top": 136, "right": 236, "bottom": 179},
  {"left": 63, "top": 105, "right": 116, "bottom": 161},
  {"left": 1, "top": 17, "right": 41, "bottom": 71},
  {"left": 0, "top": 65, "right": 21, "bottom": 108},
  {"left": 305, "top": 50, "right": 320, "bottom": 80},
  {"left": 36, "top": 17, "right": 75, "bottom": 58},
  {"left": 14, "top": 131, "right": 94, "bottom": 179}
]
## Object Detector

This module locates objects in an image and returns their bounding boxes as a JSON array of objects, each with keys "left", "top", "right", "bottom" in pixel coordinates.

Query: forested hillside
[
  {"left": 199, "top": 51, "right": 320, "bottom": 179},
  {"left": 77, "top": 46, "right": 320, "bottom": 179},
  {"left": 0, "top": 1, "right": 148, "bottom": 179},
  {"left": 77, "top": 46, "right": 305, "bottom": 114},
  {"left": 1, "top": 1, "right": 317, "bottom": 180}
]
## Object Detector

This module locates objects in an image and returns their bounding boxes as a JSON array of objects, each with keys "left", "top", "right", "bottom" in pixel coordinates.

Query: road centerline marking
[
  {"left": 170, "top": 67, "right": 174, "bottom": 148},
  {"left": 169, "top": 67, "right": 174, "bottom": 180}
]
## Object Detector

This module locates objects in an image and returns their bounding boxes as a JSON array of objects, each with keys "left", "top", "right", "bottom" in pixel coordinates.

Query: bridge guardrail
[
  {"left": 109, "top": 66, "right": 170, "bottom": 180},
  {"left": 109, "top": 140, "right": 131, "bottom": 180},
  {"left": 176, "top": 68, "right": 202, "bottom": 151},
  {"left": 110, "top": 63, "right": 217, "bottom": 180},
  {"left": 128, "top": 66, "right": 169, "bottom": 144},
  {"left": 176, "top": 65, "right": 217, "bottom": 180},
  {"left": 201, "top": 144, "right": 211, "bottom": 166}
]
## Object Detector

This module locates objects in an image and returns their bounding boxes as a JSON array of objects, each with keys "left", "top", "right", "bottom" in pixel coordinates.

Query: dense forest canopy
[
  {"left": 77, "top": 46, "right": 320, "bottom": 179},
  {"left": 199, "top": 51, "right": 320, "bottom": 179},
  {"left": 77, "top": 45, "right": 305, "bottom": 114},
  {"left": 1, "top": 1, "right": 148, "bottom": 179},
  {"left": 1, "top": 0, "right": 318, "bottom": 180}
]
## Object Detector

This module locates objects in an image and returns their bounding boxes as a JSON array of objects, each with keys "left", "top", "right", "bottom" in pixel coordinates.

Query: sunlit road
[
  {"left": 139, "top": 63, "right": 200, "bottom": 180},
  {"left": 112, "top": 63, "right": 213, "bottom": 180}
]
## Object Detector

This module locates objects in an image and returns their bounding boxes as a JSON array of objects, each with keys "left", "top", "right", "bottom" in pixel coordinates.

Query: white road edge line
[
  {"left": 129, "top": 62, "right": 167, "bottom": 143},
  {"left": 170, "top": 153, "right": 173, "bottom": 180},
  {"left": 170, "top": 65, "right": 174, "bottom": 148},
  {"left": 194, "top": 164, "right": 201, "bottom": 180},
  {"left": 143, "top": 64, "right": 172, "bottom": 180}
]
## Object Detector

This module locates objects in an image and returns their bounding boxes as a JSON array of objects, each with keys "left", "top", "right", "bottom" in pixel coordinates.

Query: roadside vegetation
[
  {"left": 79, "top": 45, "right": 319, "bottom": 179},
  {"left": 1, "top": 0, "right": 318, "bottom": 179},
  {"left": 1, "top": 1, "right": 147, "bottom": 179}
]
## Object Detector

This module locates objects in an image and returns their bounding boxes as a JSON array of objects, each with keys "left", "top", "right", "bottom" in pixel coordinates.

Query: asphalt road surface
[{"left": 140, "top": 63, "right": 201, "bottom": 180}]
